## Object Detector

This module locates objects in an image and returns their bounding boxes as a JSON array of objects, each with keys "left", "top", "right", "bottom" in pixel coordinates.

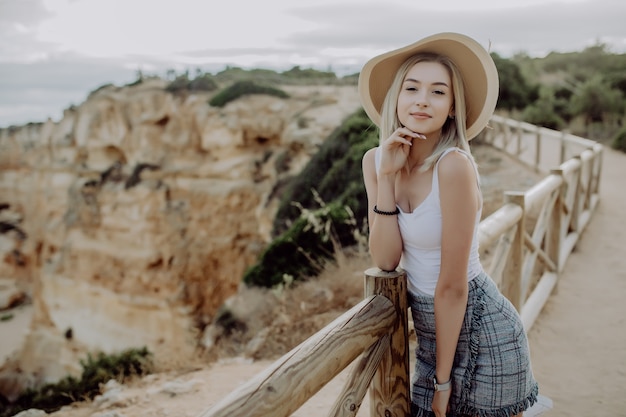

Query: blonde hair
[{"left": 379, "top": 53, "right": 473, "bottom": 171}]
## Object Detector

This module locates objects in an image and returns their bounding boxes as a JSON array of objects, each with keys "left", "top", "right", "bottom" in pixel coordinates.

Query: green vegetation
[
  {"left": 521, "top": 86, "right": 566, "bottom": 130},
  {"left": 613, "top": 127, "right": 626, "bottom": 152},
  {"left": 242, "top": 109, "right": 377, "bottom": 288},
  {"left": 491, "top": 53, "right": 537, "bottom": 111},
  {"left": 281, "top": 66, "right": 337, "bottom": 82},
  {"left": 243, "top": 201, "right": 360, "bottom": 288},
  {"left": 212, "top": 65, "right": 348, "bottom": 86},
  {"left": 166, "top": 73, "right": 218, "bottom": 94},
  {"left": 273, "top": 108, "right": 378, "bottom": 236},
  {"left": 0, "top": 348, "right": 153, "bottom": 417},
  {"left": 208, "top": 80, "right": 289, "bottom": 108},
  {"left": 496, "top": 43, "right": 626, "bottom": 145},
  {"left": 570, "top": 74, "right": 624, "bottom": 125}
]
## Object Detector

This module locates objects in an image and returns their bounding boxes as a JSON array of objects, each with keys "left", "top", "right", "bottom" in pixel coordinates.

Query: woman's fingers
[
  {"left": 379, "top": 128, "right": 427, "bottom": 175},
  {"left": 394, "top": 127, "right": 427, "bottom": 145}
]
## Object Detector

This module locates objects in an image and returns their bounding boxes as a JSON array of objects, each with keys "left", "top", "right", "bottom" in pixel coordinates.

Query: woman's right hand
[{"left": 378, "top": 127, "right": 426, "bottom": 176}]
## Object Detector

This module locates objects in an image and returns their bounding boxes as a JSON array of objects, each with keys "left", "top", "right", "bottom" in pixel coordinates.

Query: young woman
[{"left": 359, "top": 33, "right": 538, "bottom": 417}]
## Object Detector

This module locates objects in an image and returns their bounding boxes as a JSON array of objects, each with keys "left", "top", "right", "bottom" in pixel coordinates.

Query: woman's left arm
[{"left": 432, "top": 152, "right": 480, "bottom": 415}]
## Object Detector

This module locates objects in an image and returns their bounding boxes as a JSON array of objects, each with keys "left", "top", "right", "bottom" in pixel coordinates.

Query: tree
[
  {"left": 491, "top": 53, "right": 536, "bottom": 111},
  {"left": 571, "top": 74, "right": 624, "bottom": 125},
  {"left": 522, "top": 86, "right": 565, "bottom": 130}
]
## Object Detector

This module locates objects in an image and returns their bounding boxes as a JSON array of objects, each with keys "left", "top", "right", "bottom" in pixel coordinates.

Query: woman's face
[{"left": 396, "top": 61, "right": 454, "bottom": 139}]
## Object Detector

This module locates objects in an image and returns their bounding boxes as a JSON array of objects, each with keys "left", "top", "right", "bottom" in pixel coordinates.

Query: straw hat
[{"left": 358, "top": 32, "right": 499, "bottom": 140}]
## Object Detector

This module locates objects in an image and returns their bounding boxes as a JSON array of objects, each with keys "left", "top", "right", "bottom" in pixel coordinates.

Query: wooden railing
[
  {"left": 199, "top": 268, "right": 410, "bottom": 417},
  {"left": 480, "top": 115, "right": 602, "bottom": 329},
  {"left": 197, "top": 116, "right": 603, "bottom": 417}
]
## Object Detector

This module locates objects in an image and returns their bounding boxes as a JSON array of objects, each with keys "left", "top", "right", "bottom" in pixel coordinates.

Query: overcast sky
[{"left": 1, "top": 0, "right": 625, "bottom": 128}]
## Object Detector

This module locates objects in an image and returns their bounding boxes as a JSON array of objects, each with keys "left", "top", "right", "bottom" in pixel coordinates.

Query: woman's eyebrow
[{"left": 403, "top": 78, "right": 449, "bottom": 87}]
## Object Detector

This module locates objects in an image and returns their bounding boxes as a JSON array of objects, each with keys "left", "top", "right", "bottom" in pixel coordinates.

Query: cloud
[
  {"left": 1, "top": 0, "right": 625, "bottom": 127},
  {"left": 283, "top": 0, "right": 626, "bottom": 57},
  {"left": 0, "top": 0, "right": 52, "bottom": 25},
  {"left": 0, "top": 0, "right": 59, "bottom": 62}
]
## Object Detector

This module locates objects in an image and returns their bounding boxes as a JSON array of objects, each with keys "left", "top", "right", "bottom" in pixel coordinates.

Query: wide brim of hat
[{"left": 358, "top": 32, "right": 499, "bottom": 140}]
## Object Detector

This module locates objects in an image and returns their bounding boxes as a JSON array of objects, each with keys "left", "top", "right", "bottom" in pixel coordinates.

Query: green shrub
[
  {"left": 164, "top": 72, "right": 218, "bottom": 93},
  {"left": 208, "top": 80, "right": 289, "bottom": 107},
  {"left": 214, "top": 67, "right": 283, "bottom": 85},
  {"left": 522, "top": 104, "right": 565, "bottom": 130},
  {"left": 521, "top": 87, "right": 566, "bottom": 130},
  {"left": 0, "top": 347, "right": 153, "bottom": 417},
  {"left": 272, "top": 108, "right": 378, "bottom": 236},
  {"left": 491, "top": 52, "right": 536, "bottom": 111},
  {"left": 612, "top": 126, "right": 626, "bottom": 152},
  {"left": 188, "top": 74, "right": 218, "bottom": 92},
  {"left": 243, "top": 201, "right": 358, "bottom": 288},
  {"left": 165, "top": 74, "right": 191, "bottom": 94},
  {"left": 281, "top": 66, "right": 337, "bottom": 81},
  {"left": 242, "top": 108, "right": 378, "bottom": 289}
]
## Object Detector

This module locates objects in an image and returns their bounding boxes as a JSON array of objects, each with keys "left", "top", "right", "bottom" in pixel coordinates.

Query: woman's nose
[{"left": 414, "top": 90, "right": 428, "bottom": 106}]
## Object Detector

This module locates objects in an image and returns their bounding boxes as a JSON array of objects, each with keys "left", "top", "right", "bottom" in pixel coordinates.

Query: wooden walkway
[{"left": 526, "top": 145, "right": 626, "bottom": 416}]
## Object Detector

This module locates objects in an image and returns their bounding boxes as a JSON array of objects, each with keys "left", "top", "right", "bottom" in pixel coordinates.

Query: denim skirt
[{"left": 408, "top": 272, "right": 539, "bottom": 417}]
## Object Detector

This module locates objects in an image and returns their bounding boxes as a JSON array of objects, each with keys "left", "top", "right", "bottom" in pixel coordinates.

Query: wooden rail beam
[
  {"left": 329, "top": 334, "right": 391, "bottom": 417},
  {"left": 197, "top": 295, "right": 396, "bottom": 417},
  {"left": 477, "top": 203, "right": 523, "bottom": 248}
]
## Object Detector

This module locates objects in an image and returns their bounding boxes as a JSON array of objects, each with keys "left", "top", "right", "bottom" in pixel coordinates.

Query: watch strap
[{"left": 433, "top": 376, "right": 451, "bottom": 391}]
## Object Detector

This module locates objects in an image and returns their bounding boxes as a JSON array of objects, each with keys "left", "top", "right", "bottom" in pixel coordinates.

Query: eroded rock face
[{"left": 0, "top": 80, "right": 361, "bottom": 399}]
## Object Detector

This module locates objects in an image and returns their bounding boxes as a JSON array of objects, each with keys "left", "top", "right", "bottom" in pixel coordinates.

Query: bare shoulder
[
  {"left": 362, "top": 146, "right": 378, "bottom": 171},
  {"left": 437, "top": 149, "right": 476, "bottom": 183},
  {"left": 363, "top": 146, "right": 378, "bottom": 162}
]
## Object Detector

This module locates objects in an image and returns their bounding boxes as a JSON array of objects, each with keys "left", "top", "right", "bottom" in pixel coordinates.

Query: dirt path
[{"left": 526, "top": 146, "right": 626, "bottom": 416}]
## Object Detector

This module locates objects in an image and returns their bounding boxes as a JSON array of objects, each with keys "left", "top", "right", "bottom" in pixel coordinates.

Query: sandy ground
[
  {"left": 1, "top": 145, "right": 625, "bottom": 416},
  {"left": 525, "top": 146, "right": 626, "bottom": 416}
]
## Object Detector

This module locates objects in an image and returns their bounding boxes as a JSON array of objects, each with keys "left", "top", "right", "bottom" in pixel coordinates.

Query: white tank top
[{"left": 374, "top": 147, "right": 483, "bottom": 296}]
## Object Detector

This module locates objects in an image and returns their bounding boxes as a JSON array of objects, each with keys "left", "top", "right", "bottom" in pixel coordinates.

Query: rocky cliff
[{"left": 0, "top": 79, "right": 362, "bottom": 400}]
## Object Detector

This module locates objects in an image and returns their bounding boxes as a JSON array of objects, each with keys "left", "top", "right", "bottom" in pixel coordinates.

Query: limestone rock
[
  {"left": 0, "top": 279, "right": 25, "bottom": 310},
  {"left": 0, "top": 81, "right": 361, "bottom": 398}
]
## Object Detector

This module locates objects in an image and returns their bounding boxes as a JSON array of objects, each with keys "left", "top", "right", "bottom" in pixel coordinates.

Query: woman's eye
[{"left": 433, "top": 90, "right": 445, "bottom": 95}]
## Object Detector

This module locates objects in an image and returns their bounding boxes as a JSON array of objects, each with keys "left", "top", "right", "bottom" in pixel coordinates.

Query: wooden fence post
[
  {"left": 592, "top": 144, "right": 603, "bottom": 196},
  {"left": 534, "top": 125, "right": 542, "bottom": 172},
  {"left": 516, "top": 120, "right": 523, "bottom": 159},
  {"left": 364, "top": 268, "right": 410, "bottom": 417},
  {"left": 570, "top": 156, "right": 582, "bottom": 235},
  {"left": 548, "top": 168, "right": 564, "bottom": 292},
  {"left": 502, "top": 192, "right": 525, "bottom": 311},
  {"left": 559, "top": 130, "right": 568, "bottom": 164}
]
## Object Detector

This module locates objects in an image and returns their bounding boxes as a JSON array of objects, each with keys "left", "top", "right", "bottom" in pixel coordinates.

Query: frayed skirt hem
[{"left": 412, "top": 382, "right": 538, "bottom": 417}]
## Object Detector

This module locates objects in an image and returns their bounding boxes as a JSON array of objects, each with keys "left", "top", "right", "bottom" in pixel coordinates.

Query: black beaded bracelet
[{"left": 373, "top": 205, "right": 400, "bottom": 216}]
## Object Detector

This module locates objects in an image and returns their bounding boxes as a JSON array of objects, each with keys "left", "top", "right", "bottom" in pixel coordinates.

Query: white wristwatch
[{"left": 433, "top": 376, "right": 451, "bottom": 392}]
